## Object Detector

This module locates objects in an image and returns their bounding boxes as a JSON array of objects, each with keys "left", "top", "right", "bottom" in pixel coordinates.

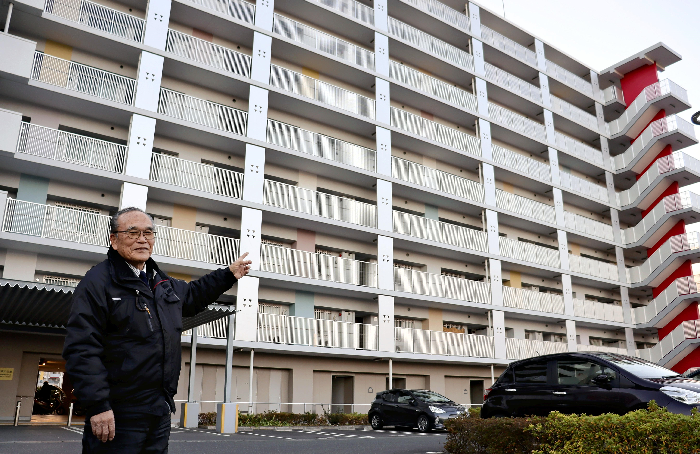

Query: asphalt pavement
[{"left": 0, "top": 425, "right": 447, "bottom": 454}]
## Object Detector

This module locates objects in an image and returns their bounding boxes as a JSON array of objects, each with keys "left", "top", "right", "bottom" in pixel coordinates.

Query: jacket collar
[{"left": 107, "top": 248, "right": 170, "bottom": 291}]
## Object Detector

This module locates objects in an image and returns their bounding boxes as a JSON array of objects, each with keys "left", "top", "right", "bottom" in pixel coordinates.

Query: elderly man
[{"left": 63, "top": 206, "right": 251, "bottom": 453}]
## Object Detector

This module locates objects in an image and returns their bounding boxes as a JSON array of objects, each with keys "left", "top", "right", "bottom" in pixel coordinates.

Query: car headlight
[
  {"left": 429, "top": 405, "right": 445, "bottom": 414},
  {"left": 660, "top": 386, "right": 700, "bottom": 404}
]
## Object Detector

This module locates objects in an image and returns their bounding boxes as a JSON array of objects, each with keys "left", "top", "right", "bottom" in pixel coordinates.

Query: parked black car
[
  {"left": 368, "top": 389, "right": 466, "bottom": 432},
  {"left": 482, "top": 352, "right": 700, "bottom": 418}
]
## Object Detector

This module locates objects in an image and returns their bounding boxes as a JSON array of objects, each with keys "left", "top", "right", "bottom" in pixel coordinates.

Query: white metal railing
[
  {"left": 401, "top": 0, "right": 470, "bottom": 32},
  {"left": 43, "top": 275, "right": 81, "bottom": 287},
  {"left": 634, "top": 275, "right": 700, "bottom": 325},
  {"left": 573, "top": 299, "right": 624, "bottom": 323},
  {"left": 577, "top": 344, "right": 632, "bottom": 356},
  {"left": 310, "top": 0, "right": 374, "bottom": 25},
  {"left": 154, "top": 225, "right": 240, "bottom": 266},
  {"left": 560, "top": 171, "right": 609, "bottom": 204},
  {"left": 483, "top": 62, "right": 542, "bottom": 105},
  {"left": 272, "top": 13, "right": 375, "bottom": 70},
  {"left": 506, "top": 338, "right": 568, "bottom": 360},
  {"left": 387, "top": 17, "right": 474, "bottom": 71},
  {"left": 564, "top": 211, "right": 614, "bottom": 242},
  {"left": 165, "top": 29, "right": 251, "bottom": 78},
  {"left": 496, "top": 190, "right": 555, "bottom": 224},
  {"left": 626, "top": 232, "right": 700, "bottom": 285},
  {"left": 480, "top": 25, "right": 538, "bottom": 67},
  {"left": 603, "top": 85, "right": 625, "bottom": 105},
  {"left": 269, "top": 64, "right": 375, "bottom": 119},
  {"left": 158, "top": 87, "right": 248, "bottom": 135},
  {"left": 390, "top": 107, "right": 481, "bottom": 156},
  {"left": 613, "top": 116, "right": 697, "bottom": 172},
  {"left": 622, "top": 191, "right": 700, "bottom": 245},
  {"left": 31, "top": 52, "right": 135, "bottom": 105},
  {"left": 258, "top": 313, "right": 378, "bottom": 350},
  {"left": 569, "top": 254, "right": 618, "bottom": 281},
  {"left": 395, "top": 327, "right": 494, "bottom": 358},
  {"left": 609, "top": 80, "right": 689, "bottom": 136},
  {"left": 263, "top": 179, "right": 377, "bottom": 228},
  {"left": 638, "top": 319, "right": 700, "bottom": 364},
  {"left": 502, "top": 286, "right": 565, "bottom": 314},
  {"left": 499, "top": 237, "right": 560, "bottom": 268},
  {"left": 554, "top": 132, "right": 606, "bottom": 169},
  {"left": 392, "top": 210, "right": 488, "bottom": 252},
  {"left": 391, "top": 156, "right": 485, "bottom": 202},
  {"left": 266, "top": 119, "right": 376, "bottom": 172},
  {"left": 260, "top": 243, "right": 378, "bottom": 287},
  {"left": 550, "top": 95, "right": 601, "bottom": 134},
  {"left": 389, "top": 60, "right": 477, "bottom": 112},
  {"left": 180, "top": 0, "right": 255, "bottom": 23},
  {"left": 491, "top": 144, "right": 551, "bottom": 182},
  {"left": 544, "top": 59, "right": 598, "bottom": 102},
  {"left": 44, "top": 0, "right": 145, "bottom": 42},
  {"left": 184, "top": 318, "right": 229, "bottom": 339},
  {"left": 149, "top": 153, "right": 244, "bottom": 199},
  {"left": 393, "top": 267, "right": 491, "bottom": 305},
  {"left": 488, "top": 103, "right": 547, "bottom": 142},
  {"left": 16, "top": 122, "right": 126, "bottom": 174}
]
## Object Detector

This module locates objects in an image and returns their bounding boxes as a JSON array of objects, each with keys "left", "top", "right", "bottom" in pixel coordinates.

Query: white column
[
  {"left": 124, "top": 114, "right": 156, "bottom": 179},
  {"left": 180, "top": 326, "right": 200, "bottom": 428},
  {"left": 565, "top": 320, "right": 577, "bottom": 352},
  {"left": 377, "top": 179, "right": 392, "bottom": 232},
  {"left": 376, "top": 77, "right": 390, "bottom": 126},
  {"left": 600, "top": 136, "right": 612, "bottom": 172},
  {"left": 376, "top": 126, "right": 392, "bottom": 177},
  {"left": 248, "top": 349, "right": 255, "bottom": 414},
  {"left": 553, "top": 188, "right": 565, "bottom": 226},
  {"left": 610, "top": 208, "right": 622, "bottom": 243},
  {"left": 488, "top": 259, "right": 502, "bottom": 306},
  {"left": 472, "top": 39, "right": 485, "bottom": 78},
  {"left": 377, "top": 235, "right": 393, "bottom": 292},
  {"left": 253, "top": 0, "right": 274, "bottom": 30},
  {"left": 615, "top": 246, "right": 626, "bottom": 283},
  {"left": 543, "top": 109, "right": 555, "bottom": 146},
  {"left": 119, "top": 182, "right": 148, "bottom": 210},
  {"left": 475, "top": 77, "right": 488, "bottom": 118},
  {"left": 548, "top": 147, "right": 561, "bottom": 186},
  {"left": 143, "top": 0, "right": 171, "bottom": 50},
  {"left": 246, "top": 85, "right": 268, "bottom": 141},
  {"left": 624, "top": 327, "right": 636, "bottom": 356},
  {"left": 134, "top": 51, "right": 164, "bottom": 112},
  {"left": 234, "top": 276, "right": 259, "bottom": 341},
  {"left": 620, "top": 286, "right": 632, "bottom": 324},
  {"left": 250, "top": 32, "right": 272, "bottom": 84},
  {"left": 538, "top": 73, "right": 551, "bottom": 109},
  {"left": 378, "top": 295, "right": 394, "bottom": 352},
  {"left": 0, "top": 190, "right": 7, "bottom": 231},
  {"left": 482, "top": 163, "right": 496, "bottom": 206},
  {"left": 242, "top": 144, "right": 265, "bottom": 204},
  {"left": 223, "top": 313, "right": 235, "bottom": 402},
  {"left": 605, "top": 171, "right": 617, "bottom": 208},
  {"left": 595, "top": 103, "right": 605, "bottom": 133},
  {"left": 590, "top": 70, "right": 602, "bottom": 103},
  {"left": 374, "top": 32, "right": 389, "bottom": 76},
  {"left": 562, "top": 274, "right": 574, "bottom": 317},
  {"left": 468, "top": 2, "right": 481, "bottom": 37},
  {"left": 0, "top": 108, "right": 21, "bottom": 153},
  {"left": 374, "top": 0, "right": 387, "bottom": 32},
  {"left": 492, "top": 310, "right": 505, "bottom": 359},
  {"left": 558, "top": 230, "right": 569, "bottom": 271},
  {"left": 239, "top": 207, "right": 262, "bottom": 270},
  {"left": 478, "top": 118, "right": 492, "bottom": 161},
  {"left": 534, "top": 39, "right": 546, "bottom": 72},
  {"left": 485, "top": 209, "right": 499, "bottom": 255}
]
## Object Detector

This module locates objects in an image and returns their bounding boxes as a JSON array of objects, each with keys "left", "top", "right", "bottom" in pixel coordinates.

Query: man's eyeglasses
[{"left": 114, "top": 229, "right": 157, "bottom": 240}]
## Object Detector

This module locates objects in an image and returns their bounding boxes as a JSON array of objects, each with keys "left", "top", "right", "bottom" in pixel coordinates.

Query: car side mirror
[{"left": 593, "top": 373, "right": 612, "bottom": 385}]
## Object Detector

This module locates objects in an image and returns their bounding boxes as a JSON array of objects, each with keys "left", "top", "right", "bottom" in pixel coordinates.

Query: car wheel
[
  {"left": 417, "top": 415, "right": 431, "bottom": 433},
  {"left": 370, "top": 414, "right": 383, "bottom": 430}
]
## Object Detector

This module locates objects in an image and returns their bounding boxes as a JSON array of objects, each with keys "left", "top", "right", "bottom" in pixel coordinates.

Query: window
[
  {"left": 557, "top": 360, "right": 616, "bottom": 386},
  {"left": 514, "top": 361, "right": 548, "bottom": 383}
]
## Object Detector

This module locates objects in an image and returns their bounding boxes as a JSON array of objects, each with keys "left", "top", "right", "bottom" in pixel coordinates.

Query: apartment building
[{"left": 0, "top": 0, "right": 697, "bottom": 426}]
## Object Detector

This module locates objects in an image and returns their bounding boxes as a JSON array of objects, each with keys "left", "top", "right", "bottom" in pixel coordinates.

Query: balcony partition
[
  {"left": 498, "top": 237, "right": 560, "bottom": 268},
  {"left": 395, "top": 327, "right": 494, "bottom": 358},
  {"left": 150, "top": 153, "right": 244, "bottom": 198},
  {"left": 180, "top": 0, "right": 255, "bottom": 23},
  {"left": 391, "top": 156, "right": 484, "bottom": 202},
  {"left": 573, "top": 299, "right": 624, "bottom": 323},
  {"left": 393, "top": 267, "right": 491, "bottom": 305},
  {"left": 184, "top": 318, "right": 229, "bottom": 339},
  {"left": 569, "top": 254, "right": 618, "bottom": 281},
  {"left": 44, "top": 0, "right": 145, "bottom": 42},
  {"left": 495, "top": 189, "right": 556, "bottom": 224},
  {"left": 158, "top": 88, "right": 248, "bottom": 135},
  {"left": 392, "top": 210, "right": 488, "bottom": 252},
  {"left": 502, "top": 286, "right": 565, "bottom": 314},
  {"left": 506, "top": 337, "right": 568, "bottom": 360},
  {"left": 165, "top": 29, "right": 251, "bottom": 78},
  {"left": 258, "top": 313, "right": 378, "bottom": 350},
  {"left": 634, "top": 275, "right": 699, "bottom": 325},
  {"left": 554, "top": 132, "right": 607, "bottom": 169},
  {"left": 626, "top": 232, "right": 700, "bottom": 284},
  {"left": 483, "top": 62, "right": 542, "bottom": 105},
  {"left": 603, "top": 85, "right": 625, "bottom": 105},
  {"left": 564, "top": 211, "right": 614, "bottom": 242},
  {"left": 622, "top": 191, "right": 700, "bottom": 245},
  {"left": 491, "top": 145, "right": 551, "bottom": 182},
  {"left": 390, "top": 107, "right": 481, "bottom": 156},
  {"left": 559, "top": 171, "right": 609, "bottom": 204},
  {"left": 488, "top": 103, "right": 547, "bottom": 142}
]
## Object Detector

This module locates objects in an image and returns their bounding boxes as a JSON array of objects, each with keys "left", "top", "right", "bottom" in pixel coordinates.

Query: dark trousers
[{"left": 82, "top": 413, "right": 171, "bottom": 454}]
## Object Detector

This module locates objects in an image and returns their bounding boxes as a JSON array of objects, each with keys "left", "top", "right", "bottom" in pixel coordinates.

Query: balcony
[
  {"left": 495, "top": 190, "right": 556, "bottom": 224},
  {"left": 157, "top": 87, "right": 248, "bottom": 135},
  {"left": 492, "top": 145, "right": 551, "bottom": 182},
  {"left": 505, "top": 337, "right": 568, "bottom": 360},
  {"left": 401, "top": 0, "right": 471, "bottom": 34},
  {"left": 544, "top": 59, "right": 599, "bottom": 102},
  {"left": 569, "top": 254, "right": 618, "bottom": 281},
  {"left": 573, "top": 299, "right": 624, "bottom": 323},
  {"left": 392, "top": 210, "right": 488, "bottom": 252},
  {"left": 550, "top": 95, "right": 603, "bottom": 135},
  {"left": 622, "top": 191, "right": 700, "bottom": 246},
  {"left": 165, "top": 29, "right": 252, "bottom": 78},
  {"left": 479, "top": 25, "right": 538, "bottom": 68},
  {"left": 483, "top": 62, "right": 542, "bottom": 105},
  {"left": 44, "top": 0, "right": 145, "bottom": 43},
  {"left": 258, "top": 312, "right": 378, "bottom": 350},
  {"left": 262, "top": 179, "right": 377, "bottom": 228},
  {"left": 272, "top": 13, "right": 375, "bottom": 71},
  {"left": 307, "top": 0, "right": 375, "bottom": 26},
  {"left": 638, "top": 319, "right": 700, "bottom": 365},
  {"left": 499, "top": 237, "right": 560, "bottom": 268},
  {"left": 554, "top": 132, "right": 608, "bottom": 169},
  {"left": 633, "top": 275, "right": 698, "bottom": 326},
  {"left": 502, "top": 286, "right": 564, "bottom": 315},
  {"left": 391, "top": 156, "right": 484, "bottom": 203},
  {"left": 149, "top": 153, "right": 244, "bottom": 199},
  {"left": 626, "top": 232, "right": 700, "bottom": 285},
  {"left": 488, "top": 103, "right": 546, "bottom": 143},
  {"left": 259, "top": 243, "right": 377, "bottom": 287},
  {"left": 577, "top": 344, "right": 631, "bottom": 356},
  {"left": 560, "top": 171, "right": 609, "bottom": 204},
  {"left": 179, "top": 0, "right": 256, "bottom": 24},
  {"left": 393, "top": 267, "right": 491, "bottom": 305},
  {"left": 603, "top": 85, "right": 625, "bottom": 106},
  {"left": 269, "top": 64, "right": 375, "bottom": 119},
  {"left": 184, "top": 318, "right": 229, "bottom": 339},
  {"left": 395, "top": 327, "right": 494, "bottom": 358},
  {"left": 31, "top": 52, "right": 135, "bottom": 105},
  {"left": 564, "top": 211, "right": 614, "bottom": 242},
  {"left": 16, "top": 122, "right": 126, "bottom": 174}
]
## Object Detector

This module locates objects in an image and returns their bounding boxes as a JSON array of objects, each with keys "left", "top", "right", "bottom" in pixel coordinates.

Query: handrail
[
  {"left": 502, "top": 286, "right": 565, "bottom": 314},
  {"left": 634, "top": 275, "right": 700, "bottom": 325},
  {"left": 492, "top": 144, "right": 551, "bottom": 182},
  {"left": 309, "top": 0, "right": 374, "bottom": 26},
  {"left": 483, "top": 62, "right": 542, "bottom": 105},
  {"left": 488, "top": 103, "right": 546, "bottom": 142},
  {"left": 498, "top": 237, "right": 560, "bottom": 268},
  {"left": 564, "top": 211, "right": 614, "bottom": 242},
  {"left": 560, "top": 171, "right": 609, "bottom": 204},
  {"left": 603, "top": 85, "right": 625, "bottom": 105},
  {"left": 505, "top": 337, "right": 567, "bottom": 360},
  {"left": 480, "top": 25, "right": 538, "bottom": 67},
  {"left": 392, "top": 210, "right": 488, "bottom": 252},
  {"left": 150, "top": 153, "right": 244, "bottom": 198},
  {"left": 638, "top": 319, "right": 700, "bottom": 364},
  {"left": 165, "top": 29, "right": 251, "bottom": 78},
  {"left": 544, "top": 59, "right": 599, "bottom": 102},
  {"left": 154, "top": 225, "right": 240, "bottom": 265},
  {"left": 401, "top": 0, "right": 470, "bottom": 33},
  {"left": 393, "top": 267, "right": 491, "bottom": 305},
  {"left": 554, "top": 132, "right": 607, "bottom": 169},
  {"left": 179, "top": 0, "right": 255, "bottom": 24},
  {"left": 395, "top": 326, "right": 494, "bottom": 358},
  {"left": 550, "top": 95, "right": 601, "bottom": 134},
  {"left": 569, "top": 254, "right": 618, "bottom": 281},
  {"left": 158, "top": 87, "right": 248, "bottom": 135},
  {"left": 573, "top": 298, "right": 624, "bottom": 323},
  {"left": 391, "top": 156, "right": 485, "bottom": 202},
  {"left": 44, "top": 0, "right": 145, "bottom": 42},
  {"left": 495, "top": 189, "right": 556, "bottom": 224},
  {"left": 390, "top": 107, "right": 481, "bottom": 156},
  {"left": 622, "top": 191, "right": 700, "bottom": 245}
]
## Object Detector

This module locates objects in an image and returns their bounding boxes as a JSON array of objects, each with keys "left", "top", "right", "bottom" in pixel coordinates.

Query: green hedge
[
  {"left": 444, "top": 403, "right": 700, "bottom": 454},
  {"left": 197, "top": 410, "right": 368, "bottom": 427}
]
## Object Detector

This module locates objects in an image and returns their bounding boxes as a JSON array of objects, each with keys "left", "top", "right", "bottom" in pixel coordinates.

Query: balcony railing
[
  {"left": 401, "top": 0, "right": 470, "bottom": 32},
  {"left": 550, "top": 95, "right": 601, "bottom": 134},
  {"left": 44, "top": 0, "right": 145, "bottom": 42},
  {"left": 499, "top": 237, "right": 560, "bottom": 268},
  {"left": 627, "top": 232, "right": 700, "bottom": 284},
  {"left": 554, "top": 132, "right": 607, "bottom": 169},
  {"left": 573, "top": 299, "right": 624, "bottom": 323},
  {"left": 483, "top": 62, "right": 542, "bottom": 105},
  {"left": 395, "top": 327, "right": 494, "bottom": 358},
  {"left": 564, "top": 211, "right": 615, "bottom": 242},
  {"left": 638, "top": 319, "right": 700, "bottom": 364},
  {"left": 391, "top": 156, "right": 485, "bottom": 202},
  {"left": 390, "top": 107, "right": 481, "bottom": 156},
  {"left": 506, "top": 337, "right": 568, "bottom": 360},
  {"left": 258, "top": 313, "right": 378, "bottom": 350},
  {"left": 393, "top": 210, "right": 488, "bottom": 252},
  {"left": 154, "top": 225, "right": 240, "bottom": 266},
  {"left": 603, "top": 85, "right": 625, "bottom": 105},
  {"left": 560, "top": 171, "right": 609, "bottom": 204},
  {"left": 165, "top": 29, "right": 251, "bottom": 78},
  {"left": 180, "top": 0, "right": 255, "bottom": 24},
  {"left": 184, "top": 318, "right": 229, "bottom": 339},
  {"left": 633, "top": 275, "right": 699, "bottom": 325},
  {"left": 260, "top": 243, "right": 378, "bottom": 287},
  {"left": 577, "top": 344, "right": 632, "bottom": 356},
  {"left": 495, "top": 189, "right": 556, "bottom": 224},
  {"left": 488, "top": 103, "right": 547, "bottom": 142},
  {"left": 622, "top": 191, "right": 700, "bottom": 245},
  {"left": 269, "top": 64, "right": 375, "bottom": 119},
  {"left": 31, "top": 52, "right": 135, "bottom": 105},
  {"left": 609, "top": 80, "right": 689, "bottom": 136},
  {"left": 387, "top": 17, "right": 474, "bottom": 71},
  {"left": 502, "top": 286, "right": 565, "bottom": 314},
  {"left": 272, "top": 13, "right": 375, "bottom": 71},
  {"left": 310, "top": 0, "right": 374, "bottom": 26},
  {"left": 157, "top": 87, "right": 248, "bottom": 135},
  {"left": 613, "top": 116, "right": 697, "bottom": 172},
  {"left": 492, "top": 144, "right": 551, "bottom": 182},
  {"left": 16, "top": 122, "right": 126, "bottom": 174},
  {"left": 480, "top": 25, "right": 538, "bottom": 67},
  {"left": 544, "top": 60, "right": 598, "bottom": 102},
  {"left": 393, "top": 267, "right": 491, "bottom": 305},
  {"left": 263, "top": 179, "right": 377, "bottom": 228},
  {"left": 389, "top": 60, "right": 477, "bottom": 112},
  {"left": 150, "top": 153, "right": 244, "bottom": 199},
  {"left": 569, "top": 254, "right": 618, "bottom": 281}
]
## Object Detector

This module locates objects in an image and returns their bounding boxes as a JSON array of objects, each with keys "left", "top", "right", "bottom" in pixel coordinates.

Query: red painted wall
[
  {"left": 648, "top": 220, "right": 686, "bottom": 257},
  {"left": 620, "top": 64, "right": 659, "bottom": 106},
  {"left": 641, "top": 182, "right": 679, "bottom": 218},
  {"left": 671, "top": 346, "right": 700, "bottom": 374},
  {"left": 637, "top": 144, "right": 673, "bottom": 179},
  {"left": 653, "top": 260, "right": 692, "bottom": 299},
  {"left": 658, "top": 301, "right": 698, "bottom": 340}
]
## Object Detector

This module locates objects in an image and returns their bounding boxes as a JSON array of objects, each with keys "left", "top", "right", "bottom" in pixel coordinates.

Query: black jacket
[{"left": 63, "top": 248, "right": 236, "bottom": 416}]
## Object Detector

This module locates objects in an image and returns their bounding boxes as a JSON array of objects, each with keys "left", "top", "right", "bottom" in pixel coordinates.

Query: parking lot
[{"left": 0, "top": 425, "right": 447, "bottom": 454}]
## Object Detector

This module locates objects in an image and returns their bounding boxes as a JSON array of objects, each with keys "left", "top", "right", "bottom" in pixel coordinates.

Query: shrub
[
  {"left": 198, "top": 412, "right": 217, "bottom": 426},
  {"left": 196, "top": 410, "right": 368, "bottom": 427}
]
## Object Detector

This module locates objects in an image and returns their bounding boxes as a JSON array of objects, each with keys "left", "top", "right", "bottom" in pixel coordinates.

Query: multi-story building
[{"left": 0, "top": 0, "right": 697, "bottom": 425}]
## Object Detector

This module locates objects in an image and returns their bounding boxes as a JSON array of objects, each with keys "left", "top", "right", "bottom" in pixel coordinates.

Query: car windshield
[
  {"left": 591, "top": 353, "right": 680, "bottom": 379},
  {"left": 411, "top": 390, "right": 453, "bottom": 404}
]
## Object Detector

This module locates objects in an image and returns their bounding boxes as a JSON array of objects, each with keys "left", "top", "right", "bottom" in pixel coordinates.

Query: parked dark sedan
[
  {"left": 482, "top": 352, "right": 700, "bottom": 418},
  {"left": 369, "top": 389, "right": 466, "bottom": 432}
]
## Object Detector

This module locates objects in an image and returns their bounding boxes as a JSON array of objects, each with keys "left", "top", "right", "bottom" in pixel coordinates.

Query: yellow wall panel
[
  {"left": 172, "top": 204, "right": 197, "bottom": 231},
  {"left": 44, "top": 41, "right": 73, "bottom": 60}
]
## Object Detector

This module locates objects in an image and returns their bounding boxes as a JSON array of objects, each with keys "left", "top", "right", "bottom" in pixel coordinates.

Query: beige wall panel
[
  {"left": 427, "top": 308, "right": 443, "bottom": 331},
  {"left": 35, "top": 255, "right": 95, "bottom": 277},
  {"left": 160, "top": 76, "right": 248, "bottom": 111},
  {"left": 315, "top": 233, "right": 376, "bottom": 256},
  {"left": 316, "top": 176, "right": 375, "bottom": 201},
  {"left": 313, "top": 371, "right": 332, "bottom": 408},
  {"left": 261, "top": 222, "right": 297, "bottom": 243},
  {"left": 172, "top": 204, "right": 197, "bottom": 231},
  {"left": 3, "top": 251, "right": 37, "bottom": 281},
  {"left": 44, "top": 40, "right": 72, "bottom": 60},
  {"left": 47, "top": 180, "right": 120, "bottom": 209}
]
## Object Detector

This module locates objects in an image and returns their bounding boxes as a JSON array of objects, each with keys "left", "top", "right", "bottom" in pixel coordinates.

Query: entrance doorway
[
  {"left": 331, "top": 375, "right": 354, "bottom": 413},
  {"left": 470, "top": 380, "right": 484, "bottom": 405},
  {"left": 386, "top": 377, "right": 406, "bottom": 390},
  {"left": 32, "top": 358, "right": 82, "bottom": 423}
]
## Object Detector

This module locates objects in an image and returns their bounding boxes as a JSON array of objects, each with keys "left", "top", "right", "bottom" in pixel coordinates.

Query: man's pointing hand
[{"left": 230, "top": 252, "right": 252, "bottom": 279}]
